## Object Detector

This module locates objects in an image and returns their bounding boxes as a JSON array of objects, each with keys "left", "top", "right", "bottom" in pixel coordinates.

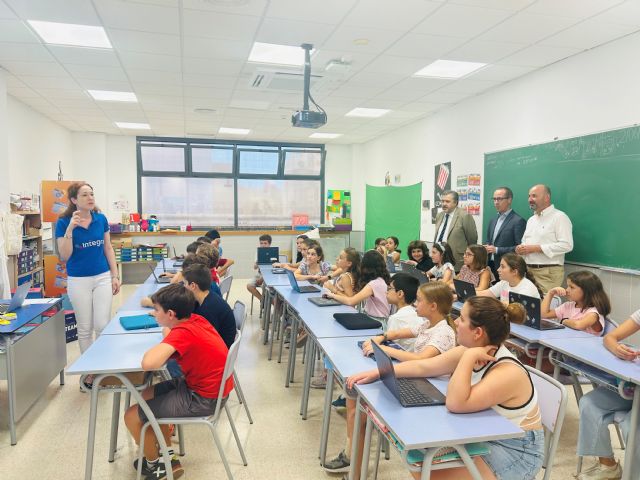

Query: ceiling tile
[
  {"left": 477, "top": 12, "right": 579, "bottom": 44},
  {"left": 0, "top": 19, "right": 40, "bottom": 42},
  {"left": 127, "top": 68, "right": 182, "bottom": 84},
  {"left": 75, "top": 78, "right": 133, "bottom": 91},
  {"left": 345, "top": 71, "right": 406, "bottom": 89},
  {"left": 446, "top": 40, "right": 526, "bottom": 63},
  {"left": 448, "top": 0, "right": 534, "bottom": 10},
  {"left": 183, "top": 74, "right": 238, "bottom": 89},
  {"left": 389, "top": 77, "right": 451, "bottom": 95},
  {"left": 4, "top": 0, "right": 101, "bottom": 24},
  {"left": 0, "top": 42, "right": 54, "bottom": 61},
  {"left": 107, "top": 28, "right": 181, "bottom": 56},
  {"left": 64, "top": 64, "right": 129, "bottom": 81},
  {"left": 256, "top": 17, "right": 334, "bottom": 47},
  {"left": 468, "top": 63, "right": 535, "bottom": 82},
  {"left": 0, "top": 1, "right": 17, "bottom": 19},
  {"left": 133, "top": 83, "right": 183, "bottom": 95},
  {"left": 1, "top": 60, "right": 67, "bottom": 77},
  {"left": 343, "top": 0, "right": 442, "bottom": 29},
  {"left": 328, "top": 83, "right": 383, "bottom": 99},
  {"left": 397, "top": 101, "right": 448, "bottom": 113},
  {"left": 437, "top": 78, "right": 500, "bottom": 94},
  {"left": 499, "top": 44, "right": 581, "bottom": 67},
  {"left": 597, "top": 1, "right": 640, "bottom": 26},
  {"left": 539, "top": 19, "right": 637, "bottom": 50},
  {"left": 7, "top": 86, "right": 41, "bottom": 98},
  {"left": 361, "top": 55, "right": 433, "bottom": 76},
  {"left": 183, "top": 36, "right": 252, "bottom": 60},
  {"left": 119, "top": 51, "right": 181, "bottom": 72},
  {"left": 265, "top": 0, "right": 358, "bottom": 25},
  {"left": 184, "top": 86, "right": 233, "bottom": 99},
  {"left": 385, "top": 33, "right": 467, "bottom": 59},
  {"left": 94, "top": 0, "right": 179, "bottom": 34},
  {"left": 182, "top": 0, "right": 267, "bottom": 16},
  {"left": 34, "top": 87, "right": 88, "bottom": 99},
  {"left": 412, "top": 3, "right": 514, "bottom": 39},
  {"left": 182, "top": 57, "right": 245, "bottom": 76},
  {"left": 47, "top": 97, "right": 98, "bottom": 108},
  {"left": 49, "top": 45, "right": 120, "bottom": 66},
  {"left": 524, "top": 0, "right": 623, "bottom": 19},
  {"left": 322, "top": 25, "right": 405, "bottom": 55},
  {"left": 19, "top": 74, "right": 79, "bottom": 89},
  {"left": 182, "top": 9, "right": 261, "bottom": 42},
  {"left": 310, "top": 49, "right": 376, "bottom": 75},
  {"left": 421, "top": 90, "right": 471, "bottom": 103},
  {"left": 138, "top": 94, "right": 184, "bottom": 106}
]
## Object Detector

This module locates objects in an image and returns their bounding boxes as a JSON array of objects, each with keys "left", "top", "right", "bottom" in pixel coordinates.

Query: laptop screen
[
  {"left": 453, "top": 279, "right": 476, "bottom": 301},
  {"left": 285, "top": 269, "right": 300, "bottom": 291},
  {"left": 509, "top": 292, "right": 541, "bottom": 327},
  {"left": 371, "top": 342, "right": 399, "bottom": 397}
]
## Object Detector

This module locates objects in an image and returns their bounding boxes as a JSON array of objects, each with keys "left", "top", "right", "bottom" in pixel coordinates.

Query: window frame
[{"left": 137, "top": 136, "right": 325, "bottom": 229}]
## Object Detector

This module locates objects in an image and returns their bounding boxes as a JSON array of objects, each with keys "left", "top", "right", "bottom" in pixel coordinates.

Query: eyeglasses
[
  {"left": 463, "top": 252, "right": 474, "bottom": 257},
  {"left": 387, "top": 286, "right": 396, "bottom": 292},
  {"left": 492, "top": 197, "right": 508, "bottom": 202}
]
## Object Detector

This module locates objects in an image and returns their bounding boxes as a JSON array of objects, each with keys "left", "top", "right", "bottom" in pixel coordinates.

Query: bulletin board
[
  {"left": 41, "top": 180, "right": 78, "bottom": 222},
  {"left": 325, "top": 190, "right": 351, "bottom": 223}
]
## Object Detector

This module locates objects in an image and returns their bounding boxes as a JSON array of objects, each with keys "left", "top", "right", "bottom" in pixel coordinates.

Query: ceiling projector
[{"left": 292, "top": 43, "right": 327, "bottom": 129}]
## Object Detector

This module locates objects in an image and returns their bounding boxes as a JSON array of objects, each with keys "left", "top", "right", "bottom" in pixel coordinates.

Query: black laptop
[
  {"left": 509, "top": 292, "right": 564, "bottom": 330},
  {"left": 453, "top": 279, "right": 476, "bottom": 301},
  {"left": 257, "top": 247, "right": 279, "bottom": 264},
  {"left": 399, "top": 261, "right": 428, "bottom": 284},
  {"left": 285, "top": 269, "right": 320, "bottom": 293},
  {"left": 149, "top": 265, "right": 171, "bottom": 284},
  {"left": 372, "top": 342, "right": 445, "bottom": 407}
]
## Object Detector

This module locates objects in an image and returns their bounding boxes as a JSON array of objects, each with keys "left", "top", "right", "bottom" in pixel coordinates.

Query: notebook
[
  {"left": 148, "top": 265, "right": 171, "bottom": 284},
  {"left": 509, "top": 292, "right": 564, "bottom": 330},
  {"left": 333, "top": 312, "right": 382, "bottom": 330},
  {"left": 257, "top": 247, "right": 279, "bottom": 264},
  {"left": 0, "top": 281, "right": 32, "bottom": 315},
  {"left": 453, "top": 278, "right": 476, "bottom": 302},
  {"left": 285, "top": 269, "right": 320, "bottom": 293},
  {"left": 308, "top": 296, "right": 342, "bottom": 307},
  {"left": 119, "top": 314, "right": 158, "bottom": 330},
  {"left": 372, "top": 342, "right": 445, "bottom": 407}
]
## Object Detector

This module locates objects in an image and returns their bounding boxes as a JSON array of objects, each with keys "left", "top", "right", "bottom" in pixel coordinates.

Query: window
[{"left": 137, "top": 137, "right": 324, "bottom": 228}]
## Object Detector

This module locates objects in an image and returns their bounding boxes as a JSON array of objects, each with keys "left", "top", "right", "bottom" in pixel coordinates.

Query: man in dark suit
[
  {"left": 484, "top": 186, "right": 526, "bottom": 279},
  {"left": 433, "top": 190, "right": 478, "bottom": 271}
]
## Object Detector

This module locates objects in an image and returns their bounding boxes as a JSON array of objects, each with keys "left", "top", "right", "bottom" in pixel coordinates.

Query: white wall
[
  {"left": 0, "top": 70, "right": 8, "bottom": 212},
  {"left": 350, "top": 30, "right": 640, "bottom": 322}
]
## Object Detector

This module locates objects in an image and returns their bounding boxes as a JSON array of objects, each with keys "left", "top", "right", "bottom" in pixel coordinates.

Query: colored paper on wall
[
  {"left": 44, "top": 255, "right": 67, "bottom": 297},
  {"left": 41, "top": 180, "right": 80, "bottom": 223}
]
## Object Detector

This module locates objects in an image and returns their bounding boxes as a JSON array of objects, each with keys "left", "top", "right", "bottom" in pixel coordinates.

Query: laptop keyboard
[
  {"left": 541, "top": 319, "right": 563, "bottom": 329},
  {"left": 0, "top": 305, "right": 8, "bottom": 315},
  {"left": 396, "top": 378, "right": 439, "bottom": 405}
]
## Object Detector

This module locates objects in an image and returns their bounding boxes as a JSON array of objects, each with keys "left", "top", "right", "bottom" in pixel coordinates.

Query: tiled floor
[{"left": 0, "top": 281, "right": 626, "bottom": 479}]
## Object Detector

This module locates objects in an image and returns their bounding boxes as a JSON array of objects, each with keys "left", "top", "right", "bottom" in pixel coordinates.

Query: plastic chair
[
  {"left": 219, "top": 275, "right": 233, "bottom": 302},
  {"left": 232, "top": 301, "right": 253, "bottom": 424},
  {"left": 136, "top": 330, "right": 248, "bottom": 480}
]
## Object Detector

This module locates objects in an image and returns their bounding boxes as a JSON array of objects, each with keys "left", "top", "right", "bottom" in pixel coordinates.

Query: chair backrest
[
  {"left": 213, "top": 329, "right": 242, "bottom": 419},
  {"left": 233, "top": 301, "right": 246, "bottom": 331},
  {"left": 603, "top": 317, "right": 619, "bottom": 335},
  {"left": 219, "top": 275, "right": 232, "bottom": 301},
  {"left": 525, "top": 365, "right": 568, "bottom": 480},
  {"left": 278, "top": 254, "right": 288, "bottom": 263}
]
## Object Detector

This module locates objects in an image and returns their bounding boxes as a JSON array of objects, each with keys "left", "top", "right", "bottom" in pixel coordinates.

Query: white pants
[{"left": 67, "top": 272, "right": 113, "bottom": 353}]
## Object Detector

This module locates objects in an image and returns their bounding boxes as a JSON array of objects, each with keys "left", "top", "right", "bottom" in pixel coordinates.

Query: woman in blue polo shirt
[{"left": 56, "top": 183, "right": 120, "bottom": 365}]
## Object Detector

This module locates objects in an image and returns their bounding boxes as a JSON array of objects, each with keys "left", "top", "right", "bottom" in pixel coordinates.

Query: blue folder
[{"left": 119, "top": 314, "right": 158, "bottom": 330}]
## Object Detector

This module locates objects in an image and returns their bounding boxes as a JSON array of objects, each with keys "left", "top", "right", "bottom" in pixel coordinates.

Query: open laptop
[
  {"left": 257, "top": 246, "right": 279, "bottom": 264},
  {"left": 372, "top": 342, "right": 445, "bottom": 407},
  {"left": 148, "top": 265, "right": 171, "bottom": 284},
  {"left": 453, "top": 279, "right": 476, "bottom": 301},
  {"left": 285, "top": 269, "right": 320, "bottom": 293},
  {"left": 309, "top": 296, "right": 341, "bottom": 307},
  {"left": 161, "top": 260, "right": 178, "bottom": 275},
  {"left": 172, "top": 246, "right": 183, "bottom": 267},
  {"left": 399, "top": 261, "right": 429, "bottom": 284},
  {"left": 509, "top": 292, "right": 564, "bottom": 330},
  {"left": 0, "top": 281, "right": 33, "bottom": 315},
  {"left": 385, "top": 255, "right": 396, "bottom": 274}
]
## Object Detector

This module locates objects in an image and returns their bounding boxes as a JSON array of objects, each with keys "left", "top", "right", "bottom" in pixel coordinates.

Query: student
[
  {"left": 541, "top": 270, "right": 610, "bottom": 336},
  {"left": 246, "top": 234, "right": 273, "bottom": 303},
  {"left": 576, "top": 310, "right": 640, "bottom": 480},
  {"left": 374, "top": 237, "right": 387, "bottom": 256},
  {"left": 294, "top": 243, "right": 331, "bottom": 282},
  {"left": 325, "top": 250, "right": 391, "bottom": 320},
  {"left": 426, "top": 242, "right": 455, "bottom": 283},
  {"left": 404, "top": 240, "right": 434, "bottom": 272},
  {"left": 196, "top": 236, "right": 212, "bottom": 244},
  {"left": 325, "top": 279, "right": 456, "bottom": 476},
  {"left": 273, "top": 235, "right": 310, "bottom": 271},
  {"left": 185, "top": 241, "right": 202, "bottom": 254},
  {"left": 204, "top": 229, "right": 221, "bottom": 252},
  {"left": 347, "top": 296, "right": 544, "bottom": 480},
  {"left": 386, "top": 236, "right": 401, "bottom": 264},
  {"left": 195, "top": 243, "right": 221, "bottom": 285},
  {"left": 322, "top": 247, "right": 360, "bottom": 298},
  {"left": 124, "top": 283, "right": 233, "bottom": 480},
  {"left": 452, "top": 244, "right": 493, "bottom": 291},
  {"left": 363, "top": 280, "right": 456, "bottom": 361},
  {"left": 478, "top": 252, "right": 542, "bottom": 300}
]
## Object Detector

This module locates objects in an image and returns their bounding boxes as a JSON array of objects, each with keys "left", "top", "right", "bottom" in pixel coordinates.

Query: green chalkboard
[{"left": 484, "top": 125, "right": 640, "bottom": 270}]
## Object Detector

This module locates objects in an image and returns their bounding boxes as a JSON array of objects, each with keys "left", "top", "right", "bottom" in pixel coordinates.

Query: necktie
[{"left": 438, "top": 213, "right": 449, "bottom": 242}]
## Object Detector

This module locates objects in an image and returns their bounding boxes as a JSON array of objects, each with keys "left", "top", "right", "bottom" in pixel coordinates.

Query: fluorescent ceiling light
[
  {"left": 88, "top": 90, "right": 137, "bottom": 102},
  {"left": 413, "top": 59, "right": 486, "bottom": 79},
  {"left": 219, "top": 127, "right": 250, "bottom": 135},
  {"left": 115, "top": 122, "right": 150, "bottom": 130},
  {"left": 309, "top": 133, "right": 342, "bottom": 139},
  {"left": 248, "top": 42, "right": 311, "bottom": 66},
  {"left": 345, "top": 108, "right": 390, "bottom": 118},
  {"left": 28, "top": 20, "right": 112, "bottom": 48}
]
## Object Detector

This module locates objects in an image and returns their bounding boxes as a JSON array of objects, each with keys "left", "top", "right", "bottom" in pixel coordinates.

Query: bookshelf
[{"left": 8, "top": 210, "right": 44, "bottom": 290}]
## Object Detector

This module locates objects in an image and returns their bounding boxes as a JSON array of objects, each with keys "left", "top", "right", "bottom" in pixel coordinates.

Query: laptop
[
  {"left": 285, "top": 269, "right": 320, "bottom": 293},
  {"left": 399, "top": 261, "right": 429, "bottom": 284},
  {"left": 161, "top": 260, "right": 178, "bottom": 275},
  {"left": 372, "top": 342, "right": 446, "bottom": 407},
  {"left": 0, "top": 281, "right": 33, "bottom": 315},
  {"left": 453, "top": 279, "right": 476, "bottom": 301},
  {"left": 308, "top": 296, "right": 342, "bottom": 307},
  {"left": 385, "top": 255, "right": 396, "bottom": 274},
  {"left": 509, "top": 292, "right": 565, "bottom": 330},
  {"left": 148, "top": 265, "right": 171, "bottom": 284},
  {"left": 257, "top": 246, "right": 279, "bottom": 264},
  {"left": 172, "top": 246, "right": 183, "bottom": 267}
]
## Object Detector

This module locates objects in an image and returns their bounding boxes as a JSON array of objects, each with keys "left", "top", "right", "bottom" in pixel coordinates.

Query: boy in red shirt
[{"left": 124, "top": 283, "right": 233, "bottom": 479}]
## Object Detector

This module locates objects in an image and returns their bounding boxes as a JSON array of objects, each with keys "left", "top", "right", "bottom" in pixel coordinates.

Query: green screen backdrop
[{"left": 365, "top": 183, "right": 422, "bottom": 259}]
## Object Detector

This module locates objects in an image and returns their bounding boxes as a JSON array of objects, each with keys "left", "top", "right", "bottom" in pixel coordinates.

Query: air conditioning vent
[{"left": 249, "top": 68, "right": 323, "bottom": 92}]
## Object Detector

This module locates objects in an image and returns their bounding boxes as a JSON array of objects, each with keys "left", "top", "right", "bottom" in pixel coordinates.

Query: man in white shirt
[
  {"left": 433, "top": 190, "right": 478, "bottom": 271},
  {"left": 516, "top": 184, "right": 573, "bottom": 294}
]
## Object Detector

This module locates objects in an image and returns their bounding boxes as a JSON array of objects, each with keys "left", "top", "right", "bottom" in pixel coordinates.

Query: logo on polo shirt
[{"left": 79, "top": 239, "right": 105, "bottom": 249}]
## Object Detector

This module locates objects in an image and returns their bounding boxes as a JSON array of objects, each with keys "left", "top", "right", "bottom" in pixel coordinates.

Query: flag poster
[{"left": 433, "top": 162, "right": 451, "bottom": 223}]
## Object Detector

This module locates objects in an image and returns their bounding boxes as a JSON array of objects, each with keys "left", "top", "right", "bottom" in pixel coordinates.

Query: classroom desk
[
  {"left": 257, "top": 265, "right": 290, "bottom": 348},
  {"left": 117, "top": 280, "right": 164, "bottom": 312},
  {"left": 101, "top": 309, "right": 161, "bottom": 335},
  {"left": 66, "top": 332, "right": 177, "bottom": 480},
  {"left": 315, "top": 336, "right": 381, "bottom": 466},
  {"left": 508, "top": 323, "right": 595, "bottom": 370},
  {"left": 351, "top": 380, "right": 524, "bottom": 480},
  {"left": 541, "top": 337, "right": 640, "bottom": 480},
  {"left": 0, "top": 298, "right": 64, "bottom": 445}
]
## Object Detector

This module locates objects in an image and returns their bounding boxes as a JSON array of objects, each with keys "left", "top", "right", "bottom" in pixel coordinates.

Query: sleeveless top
[
  {"left": 470, "top": 345, "right": 541, "bottom": 430},
  {"left": 456, "top": 265, "right": 494, "bottom": 287},
  {"left": 333, "top": 271, "right": 354, "bottom": 294}
]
